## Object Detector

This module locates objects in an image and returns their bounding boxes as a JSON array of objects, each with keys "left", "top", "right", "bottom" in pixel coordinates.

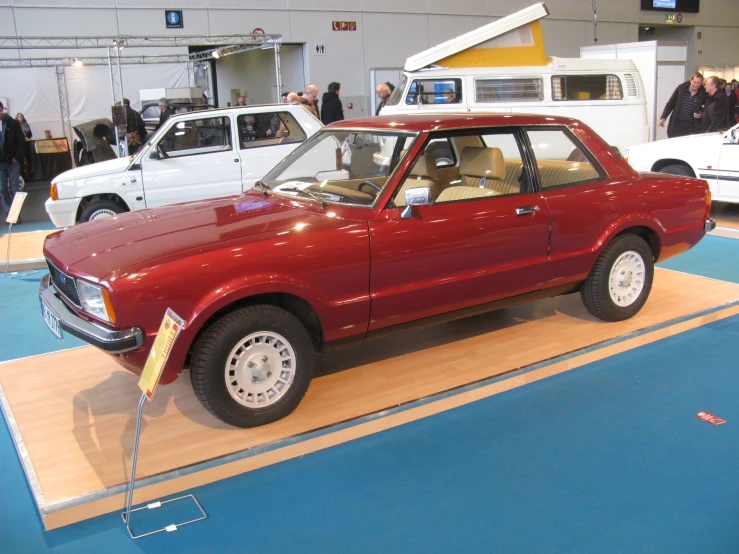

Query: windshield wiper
[
  {"left": 277, "top": 187, "right": 328, "bottom": 208},
  {"left": 253, "top": 180, "right": 270, "bottom": 197}
]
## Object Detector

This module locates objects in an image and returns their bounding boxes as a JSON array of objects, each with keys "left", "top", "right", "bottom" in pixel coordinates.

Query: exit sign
[{"left": 665, "top": 14, "right": 675, "bottom": 22}]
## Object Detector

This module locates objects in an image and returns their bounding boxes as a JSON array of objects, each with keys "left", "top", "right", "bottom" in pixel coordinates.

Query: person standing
[
  {"left": 659, "top": 72, "right": 707, "bottom": 138},
  {"left": 321, "top": 82, "right": 344, "bottom": 125},
  {"left": 724, "top": 81, "right": 737, "bottom": 128},
  {"left": 698, "top": 75, "right": 729, "bottom": 133},
  {"left": 375, "top": 83, "right": 391, "bottom": 115},
  {"left": 0, "top": 101, "right": 25, "bottom": 218},
  {"left": 123, "top": 98, "right": 146, "bottom": 153},
  {"left": 237, "top": 95, "right": 247, "bottom": 106},
  {"left": 156, "top": 98, "right": 176, "bottom": 131},
  {"left": 301, "top": 85, "right": 320, "bottom": 119},
  {"left": 15, "top": 113, "right": 33, "bottom": 182}
]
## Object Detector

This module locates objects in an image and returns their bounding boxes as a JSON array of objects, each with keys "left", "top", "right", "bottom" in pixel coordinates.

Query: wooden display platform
[
  {"left": 0, "top": 228, "right": 54, "bottom": 270},
  {"left": 2, "top": 268, "right": 739, "bottom": 530}
]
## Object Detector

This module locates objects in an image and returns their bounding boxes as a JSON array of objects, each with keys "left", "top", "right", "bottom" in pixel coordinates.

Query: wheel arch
[
  {"left": 186, "top": 292, "right": 325, "bottom": 365},
  {"left": 76, "top": 194, "right": 130, "bottom": 222},
  {"left": 650, "top": 158, "right": 696, "bottom": 177},
  {"left": 614, "top": 225, "right": 661, "bottom": 261}
]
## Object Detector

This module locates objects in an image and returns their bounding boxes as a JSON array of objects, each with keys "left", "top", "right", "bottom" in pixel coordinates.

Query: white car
[
  {"left": 46, "top": 104, "right": 322, "bottom": 227},
  {"left": 626, "top": 123, "right": 739, "bottom": 204}
]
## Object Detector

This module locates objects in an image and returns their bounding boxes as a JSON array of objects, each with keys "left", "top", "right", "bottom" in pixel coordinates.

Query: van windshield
[{"left": 385, "top": 75, "right": 406, "bottom": 107}]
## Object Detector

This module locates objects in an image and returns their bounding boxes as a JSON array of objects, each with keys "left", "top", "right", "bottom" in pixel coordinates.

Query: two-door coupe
[{"left": 39, "top": 114, "right": 715, "bottom": 427}]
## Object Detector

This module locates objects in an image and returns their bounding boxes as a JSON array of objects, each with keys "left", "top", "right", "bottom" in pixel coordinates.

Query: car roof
[{"left": 326, "top": 113, "right": 584, "bottom": 132}]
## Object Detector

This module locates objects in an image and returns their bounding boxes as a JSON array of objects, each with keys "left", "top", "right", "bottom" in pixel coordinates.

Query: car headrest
[
  {"left": 460, "top": 147, "right": 505, "bottom": 180},
  {"left": 410, "top": 151, "right": 438, "bottom": 179}
]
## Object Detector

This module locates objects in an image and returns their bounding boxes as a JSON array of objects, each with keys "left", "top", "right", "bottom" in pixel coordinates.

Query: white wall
[{"left": 3, "top": 0, "right": 739, "bottom": 136}]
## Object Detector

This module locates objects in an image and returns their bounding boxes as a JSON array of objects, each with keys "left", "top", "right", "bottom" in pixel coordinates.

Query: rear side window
[
  {"left": 158, "top": 116, "right": 232, "bottom": 157},
  {"left": 551, "top": 75, "right": 623, "bottom": 101},
  {"left": 406, "top": 78, "right": 463, "bottom": 105},
  {"left": 526, "top": 128, "right": 604, "bottom": 189},
  {"left": 475, "top": 77, "right": 543, "bottom": 102},
  {"left": 237, "top": 111, "right": 306, "bottom": 149}
]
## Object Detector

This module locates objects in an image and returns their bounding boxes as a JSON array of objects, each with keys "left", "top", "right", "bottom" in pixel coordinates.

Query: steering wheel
[
  {"left": 157, "top": 142, "right": 170, "bottom": 159},
  {"left": 357, "top": 180, "right": 382, "bottom": 193}
]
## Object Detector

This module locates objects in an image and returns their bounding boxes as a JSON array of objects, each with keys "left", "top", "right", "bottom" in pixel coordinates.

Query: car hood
[
  {"left": 44, "top": 193, "right": 331, "bottom": 279},
  {"left": 630, "top": 131, "right": 722, "bottom": 154},
  {"left": 52, "top": 156, "right": 134, "bottom": 184}
]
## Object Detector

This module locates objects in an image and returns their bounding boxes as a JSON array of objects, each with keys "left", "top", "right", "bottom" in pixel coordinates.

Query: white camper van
[{"left": 379, "top": 3, "right": 649, "bottom": 155}]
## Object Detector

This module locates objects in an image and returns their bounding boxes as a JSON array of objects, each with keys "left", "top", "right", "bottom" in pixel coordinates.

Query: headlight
[{"left": 76, "top": 280, "right": 116, "bottom": 324}]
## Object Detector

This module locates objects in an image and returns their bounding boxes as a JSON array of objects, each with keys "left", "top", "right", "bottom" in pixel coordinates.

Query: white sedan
[
  {"left": 626, "top": 123, "right": 739, "bottom": 204},
  {"left": 46, "top": 104, "right": 322, "bottom": 227}
]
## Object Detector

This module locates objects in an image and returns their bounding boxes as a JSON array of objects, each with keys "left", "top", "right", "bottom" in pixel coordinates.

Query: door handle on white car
[{"left": 515, "top": 205, "right": 540, "bottom": 216}]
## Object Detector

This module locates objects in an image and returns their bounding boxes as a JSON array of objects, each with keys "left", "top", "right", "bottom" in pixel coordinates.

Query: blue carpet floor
[{"left": 1, "top": 234, "right": 738, "bottom": 552}]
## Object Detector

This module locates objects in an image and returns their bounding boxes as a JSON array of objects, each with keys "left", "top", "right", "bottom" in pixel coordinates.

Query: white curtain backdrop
[{"left": 0, "top": 63, "right": 188, "bottom": 140}]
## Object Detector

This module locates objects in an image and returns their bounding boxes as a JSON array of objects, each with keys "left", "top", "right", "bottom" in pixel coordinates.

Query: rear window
[
  {"left": 475, "top": 77, "right": 543, "bottom": 102},
  {"left": 406, "top": 78, "right": 463, "bottom": 105},
  {"left": 551, "top": 75, "right": 623, "bottom": 101}
]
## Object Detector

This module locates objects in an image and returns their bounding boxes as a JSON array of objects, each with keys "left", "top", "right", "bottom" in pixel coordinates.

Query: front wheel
[
  {"left": 79, "top": 199, "right": 125, "bottom": 223},
  {"left": 581, "top": 234, "right": 654, "bottom": 322},
  {"left": 190, "top": 305, "right": 314, "bottom": 428}
]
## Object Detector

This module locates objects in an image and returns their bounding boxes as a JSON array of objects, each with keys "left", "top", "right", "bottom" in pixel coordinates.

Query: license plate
[{"left": 40, "top": 297, "right": 63, "bottom": 341}]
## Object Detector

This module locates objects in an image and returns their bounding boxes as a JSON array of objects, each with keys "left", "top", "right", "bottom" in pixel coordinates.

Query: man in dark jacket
[
  {"left": 156, "top": 98, "right": 176, "bottom": 131},
  {"left": 0, "top": 100, "right": 26, "bottom": 216},
  {"left": 699, "top": 75, "right": 729, "bottom": 133},
  {"left": 123, "top": 98, "right": 147, "bottom": 153},
  {"left": 659, "top": 73, "right": 707, "bottom": 138},
  {"left": 321, "top": 82, "right": 344, "bottom": 125}
]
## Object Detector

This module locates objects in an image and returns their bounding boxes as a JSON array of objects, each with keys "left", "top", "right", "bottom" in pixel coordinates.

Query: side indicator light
[
  {"left": 50, "top": 184, "right": 58, "bottom": 201},
  {"left": 102, "top": 288, "right": 117, "bottom": 326}
]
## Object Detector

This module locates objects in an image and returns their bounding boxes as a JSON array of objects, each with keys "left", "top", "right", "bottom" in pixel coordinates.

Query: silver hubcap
[
  {"left": 89, "top": 209, "right": 117, "bottom": 221},
  {"left": 225, "top": 331, "right": 296, "bottom": 408},
  {"left": 608, "top": 250, "right": 646, "bottom": 307}
]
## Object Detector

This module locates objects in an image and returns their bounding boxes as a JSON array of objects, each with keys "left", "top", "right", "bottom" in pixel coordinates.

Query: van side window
[
  {"left": 551, "top": 75, "right": 624, "bottom": 101},
  {"left": 475, "top": 78, "right": 543, "bottom": 102},
  {"left": 406, "top": 78, "right": 462, "bottom": 105}
]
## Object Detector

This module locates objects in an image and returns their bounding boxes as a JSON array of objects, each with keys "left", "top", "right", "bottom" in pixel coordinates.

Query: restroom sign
[
  {"left": 165, "top": 10, "right": 183, "bottom": 29},
  {"left": 315, "top": 44, "right": 326, "bottom": 56}
]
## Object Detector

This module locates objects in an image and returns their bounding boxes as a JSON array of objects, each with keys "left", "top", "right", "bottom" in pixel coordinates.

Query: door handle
[
  {"left": 234, "top": 158, "right": 239, "bottom": 162},
  {"left": 515, "top": 205, "right": 540, "bottom": 216}
]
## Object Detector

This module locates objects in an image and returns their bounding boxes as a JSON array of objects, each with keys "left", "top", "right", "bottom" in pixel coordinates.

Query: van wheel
[
  {"left": 659, "top": 164, "right": 694, "bottom": 177},
  {"left": 581, "top": 234, "right": 654, "bottom": 322},
  {"left": 79, "top": 200, "right": 125, "bottom": 223},
  {"left": 190, "top": 305, "right": 314, "bottom": 428}
]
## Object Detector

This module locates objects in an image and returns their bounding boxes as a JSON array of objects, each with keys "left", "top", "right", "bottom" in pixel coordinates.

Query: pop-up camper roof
[{"left": 404, "top": 2, "right": 550, "bottom": 72}]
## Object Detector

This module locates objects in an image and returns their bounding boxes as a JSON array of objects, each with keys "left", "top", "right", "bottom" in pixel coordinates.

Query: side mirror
[
  {"left": 149, "top": 150, "right": 162, "bottom": 160},
  {"left": 728, "top": 128, "right": 739, "bottom": 144},
  {"left": 400, "top": 186, "right": 430, "bottom": 219}
]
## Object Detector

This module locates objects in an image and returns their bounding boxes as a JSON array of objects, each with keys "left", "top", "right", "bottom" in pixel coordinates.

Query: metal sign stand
[
  {"left": 121, "top": 309, "right": 206, "bottom": 539},
  {"left": 121, "top": 394, "right": 207, "bottom": 539},
  {"left": 3, "top": 192, "right": 36, "bottom": 279}
]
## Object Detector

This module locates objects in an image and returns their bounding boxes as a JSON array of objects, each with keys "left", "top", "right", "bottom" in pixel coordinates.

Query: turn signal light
[
  {"left": 50, "top": 183, "right": 58, "bottom": 201},
  {"left": 102, "top": 288, "right": 117, "bottom": 326},
  {"left": 705, "top": 189, "right": 712, "bottom": 220}
]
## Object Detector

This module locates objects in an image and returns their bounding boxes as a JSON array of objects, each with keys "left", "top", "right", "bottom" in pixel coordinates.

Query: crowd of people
[
  {"left": 659, "top": 73, "right": 738, "bottom": 137},
  {"left": 278, "top": 81, "right": 395, "bottom": 123},
  {"left": 0, "top": 100, "right": 33, "bottom": 221}
]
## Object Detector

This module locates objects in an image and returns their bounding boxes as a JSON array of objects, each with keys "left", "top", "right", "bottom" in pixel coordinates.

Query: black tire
[
  {"left": 190, "top": 305, "right": 314, "bottom": 428},
  {"left": 581, "top": 234, "right": 654, "bottom": 322},
  {"left": 659, "top": 164, "right": 694, "bottom": 177},
  {"left": 79, "top": 199, "right": 125, "bottom": 223}
]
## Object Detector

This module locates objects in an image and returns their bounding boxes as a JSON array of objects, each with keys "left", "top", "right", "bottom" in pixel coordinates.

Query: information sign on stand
[
  {"left": 4, "top": 192, "right": 35, "bottom": 279},
  {"left": 122, "top": 309, "right": 207, "bottom": 539}
]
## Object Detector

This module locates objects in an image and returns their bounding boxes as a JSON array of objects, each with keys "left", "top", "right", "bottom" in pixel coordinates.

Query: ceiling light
[
  {"left": 212, "top": 49, "right": 221, "bottom": 59},
  {"left": 72, "top": 58, "right": 83, "bottom": 67}
]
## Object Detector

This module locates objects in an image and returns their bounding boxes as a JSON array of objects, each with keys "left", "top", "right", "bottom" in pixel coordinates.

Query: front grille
[{"left": 47, "top": 259, "right": 81, "bottom": 307}]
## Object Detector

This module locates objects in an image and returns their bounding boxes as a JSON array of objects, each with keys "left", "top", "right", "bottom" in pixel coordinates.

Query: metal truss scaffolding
[
  {"left": 0, "top": 34, "right": 281, "bottom": 50},
  {"left": 54, "top": 65, "right": 72, "bottom": 150}
]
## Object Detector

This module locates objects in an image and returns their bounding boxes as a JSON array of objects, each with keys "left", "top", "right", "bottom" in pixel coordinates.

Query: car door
[
  {"left": 237, "top": 110, "right": 308, "bottom": 191},
  {"left": 717, "top": 128, "right": 739, "bottom": 199},
  {"left": 368, "top": 128, "right": 551, "bottom": 331},
  {"left": 140, "top": 113, "right": 241, "bottom": 208}
]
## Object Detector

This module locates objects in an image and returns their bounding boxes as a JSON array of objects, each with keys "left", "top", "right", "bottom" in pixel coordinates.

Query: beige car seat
[{"left": 459, "top": 147, "right": 519, "bottom": 194}]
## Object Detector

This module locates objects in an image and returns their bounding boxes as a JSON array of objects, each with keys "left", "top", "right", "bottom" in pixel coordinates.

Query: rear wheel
[
  {"left": 658, "top": 164, "right": 694, "bottom": 177},
  {"left": 79, "top": 199, "right": 125, "bottom": 223},
  {"left": 190, "top": 305, "right": 314, "bottom": 428},
  {"left": 581, "top": 234, "right": 654, "bottom": 322}
]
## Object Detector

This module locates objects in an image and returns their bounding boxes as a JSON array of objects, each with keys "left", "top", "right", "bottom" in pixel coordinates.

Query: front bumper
[
  {"left": 45, "top": 197, "right": 81, "bottom": 228},
  {"left": 705, "top": 218, "right": 717, "bottom": 232},
  {"left": 39, "top": 273, "right": 143, "bottom": 353}
]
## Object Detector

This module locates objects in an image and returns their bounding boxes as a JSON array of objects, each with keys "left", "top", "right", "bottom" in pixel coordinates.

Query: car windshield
[{"left": 261, "top": 130, "right": 416, "bottom": 207}]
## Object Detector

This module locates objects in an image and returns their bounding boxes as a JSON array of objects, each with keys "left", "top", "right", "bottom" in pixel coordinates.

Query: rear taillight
[
  {"left": 705, "top": 189, "right": 712, "bottom": 220},
  {"left": 50, "top": 183, "right": 58, "bottom": 201}
]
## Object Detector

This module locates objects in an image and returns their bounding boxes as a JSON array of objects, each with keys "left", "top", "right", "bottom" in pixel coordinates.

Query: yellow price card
[{"left": 138, "top": 309, "right": 185, "bottom": 400}]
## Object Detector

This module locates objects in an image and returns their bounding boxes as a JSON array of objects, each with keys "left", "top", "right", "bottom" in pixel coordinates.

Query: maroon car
[{"left": 39, "top": 114, "right": 715, "bottom": 427}]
